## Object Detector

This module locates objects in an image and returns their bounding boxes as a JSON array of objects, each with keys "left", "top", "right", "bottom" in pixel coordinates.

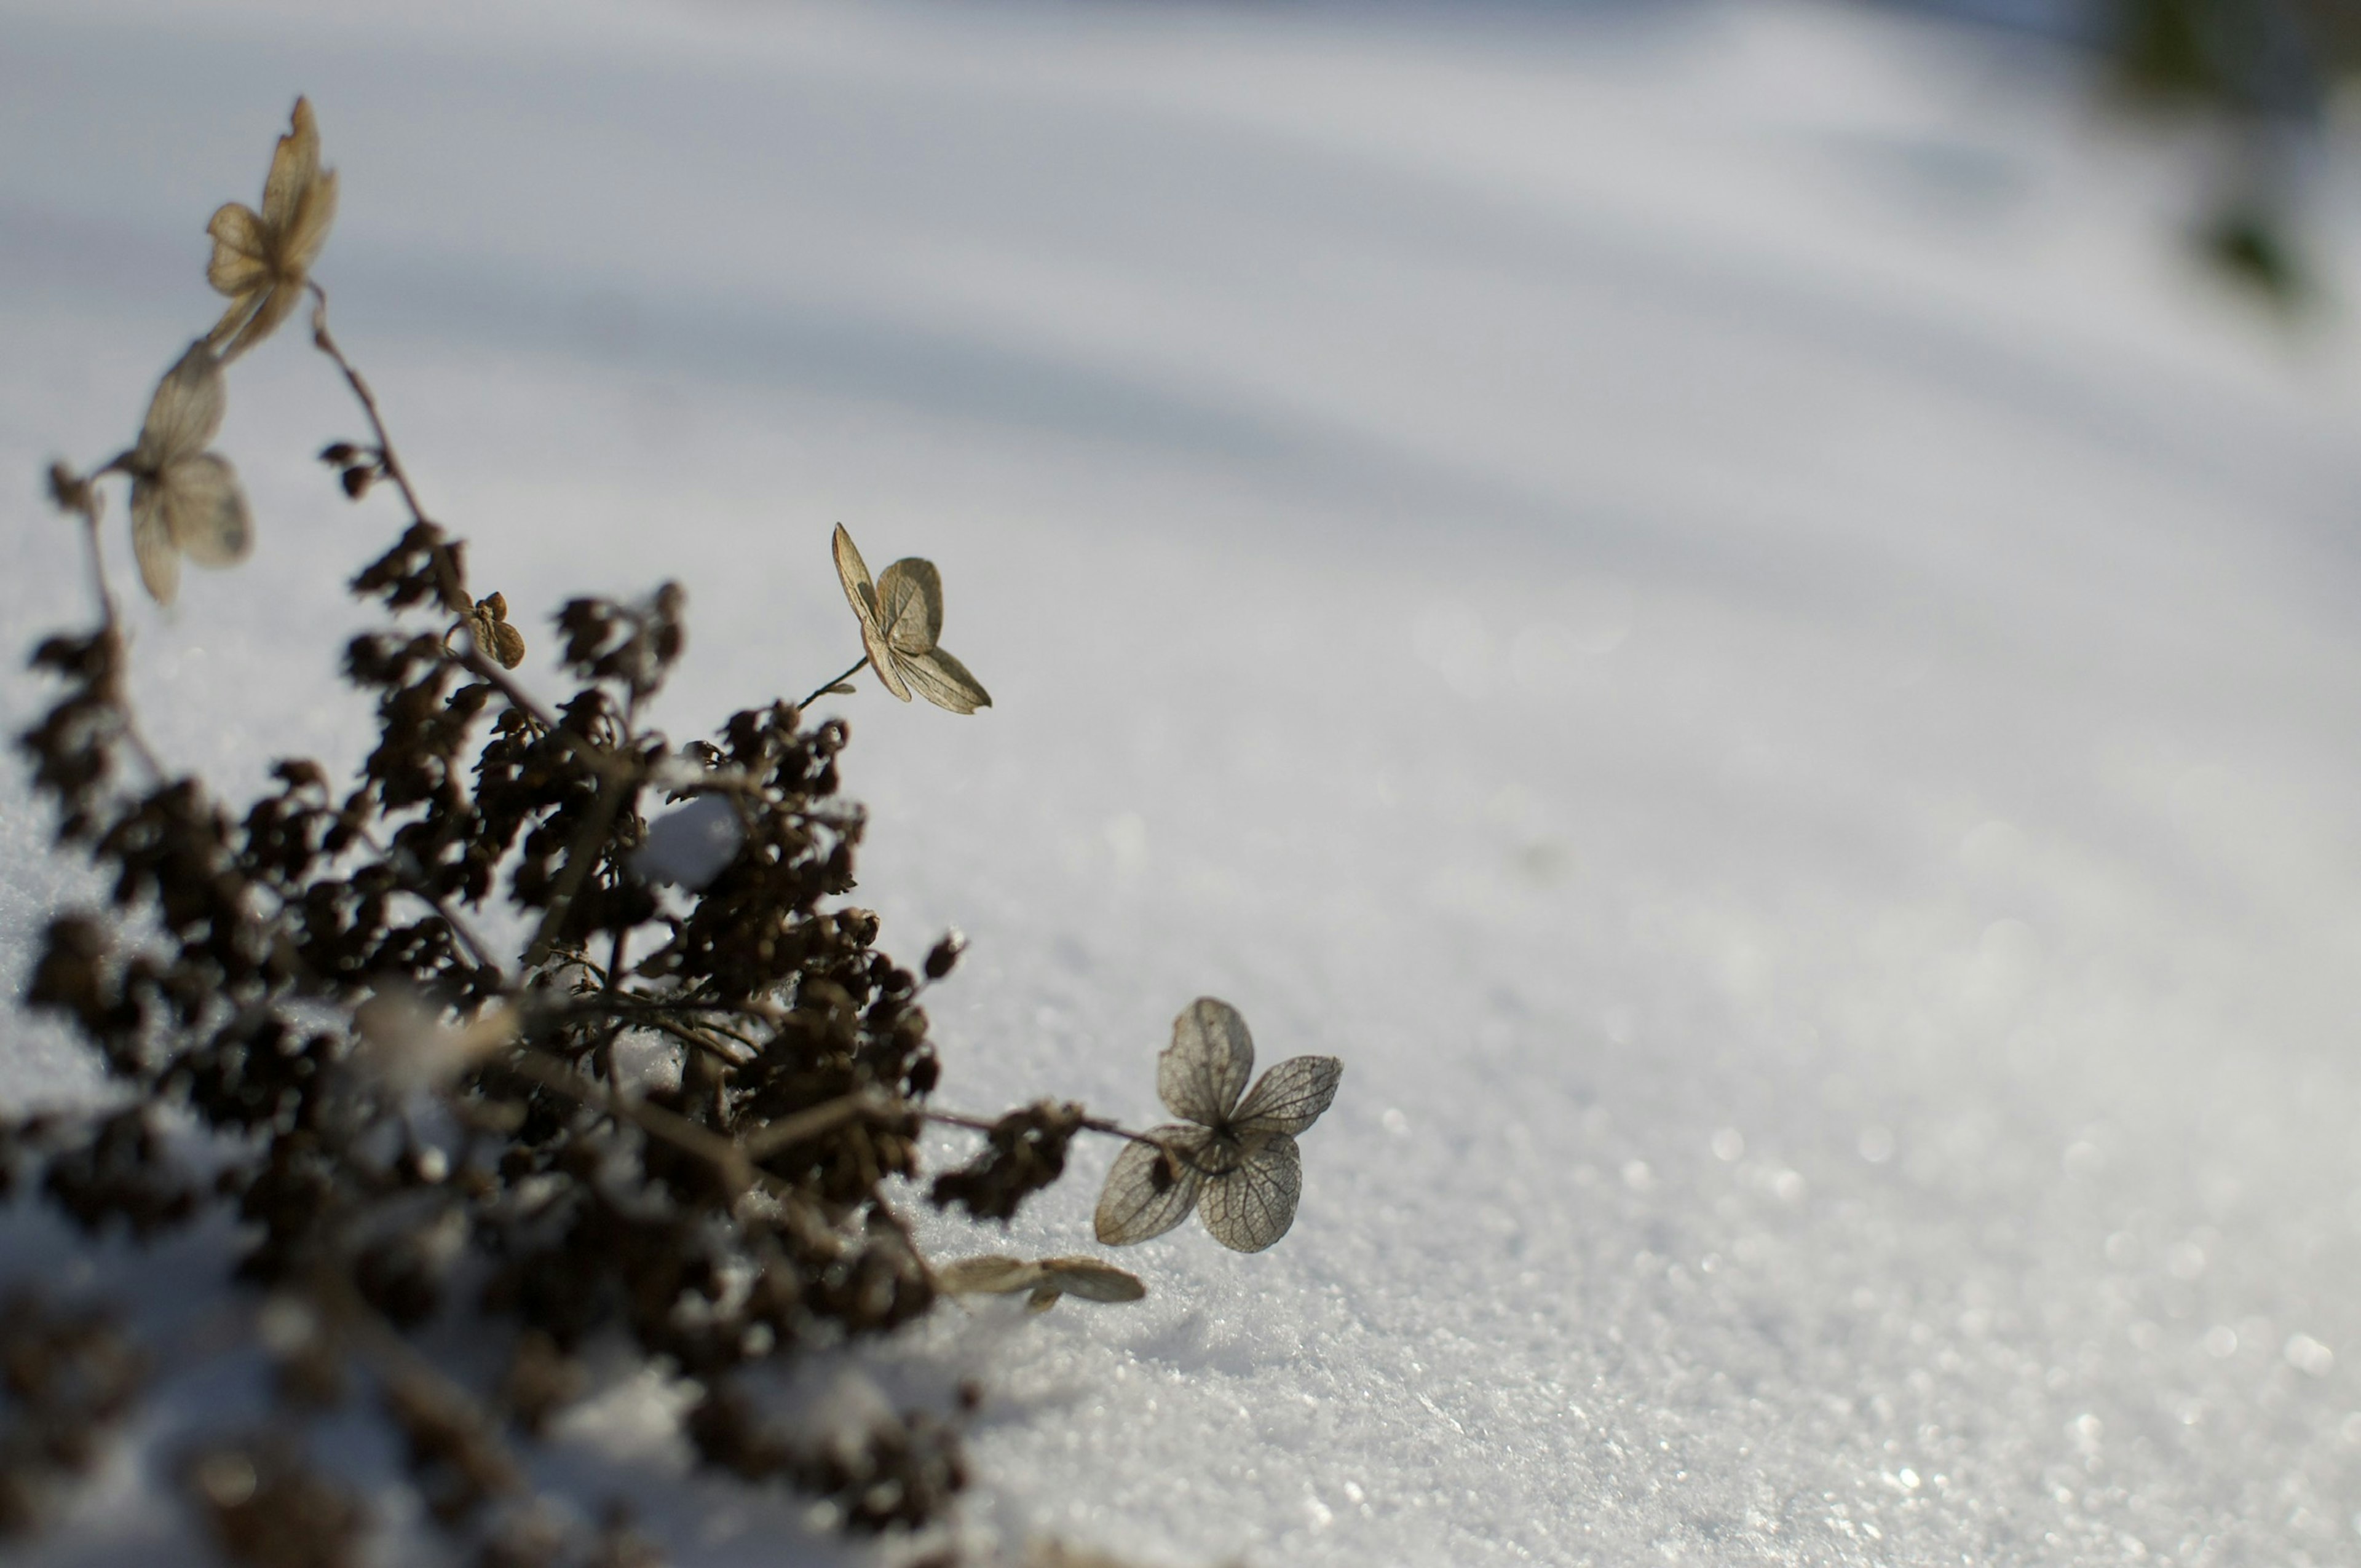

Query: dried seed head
[
  {"left": 923, "top": 929, "right": 967, "bottom": 981},
  {"left": 466, "top": 593, "right": 527, "bottom": 669}
]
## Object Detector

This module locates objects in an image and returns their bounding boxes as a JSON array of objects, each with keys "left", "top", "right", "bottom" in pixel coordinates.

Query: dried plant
[
  {"left": 1094, "top": 999, "right": 1341, "bottom": 1253},
  {"left": 4, "top": 96, "right": 1335, "bottom": 1566}
]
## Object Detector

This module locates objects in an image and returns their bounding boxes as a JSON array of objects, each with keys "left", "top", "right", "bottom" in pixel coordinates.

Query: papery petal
[
  {"left": 133, "top": 342, "right": 228, "bottom": 470},
  {"left": 261, "top": 98, "right": 322, "bottom": 232},
  {"left": 1198, "top": 1133, "right": 1302, "bottom": 1253},
  {"left": 216, "top": 283, "right": 301, "bottom": 363},
  {"left": 205, "top": 292, "right": 266, "bottom": 357},
  {"left": 205, "top": 203, "right": 270, "bottom": 295},
  {"left": 161, "top": 454, "right": 253, "bottom": 569},
  {"left": 875, "top": 557, "right": 943, "bottom": 655},
  {"left": 1093, "top": 1125, "right": 1209, "bottom": 1245},
  {"left": 130, "top": 481, "right": 180, "bottom": 606},
  {"left": 832, "top": 525, "right": 909, "bottom": 700},
  {"left": 282, "top": 168, "right": 338, "bottom": 275},
  {"left": 896, "top": 645, "right": 991, "bottom": 714},
  {"left": 1158, "top": 997, "right": 1256, "bottom": 1126},
  {"left": 935, "top": 1256, "right": 1043, "bottom": 1296},
  {"left": 1232, "top": 1055, "right": 1342, "bottom": 1137},
  {"left": 1035, "top": 1257, "right": 1145, "bottom": 1302}
]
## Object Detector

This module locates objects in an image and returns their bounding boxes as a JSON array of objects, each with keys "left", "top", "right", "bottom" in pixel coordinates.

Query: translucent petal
[
  {"left": 132, "top": 342, "right": 227, "bottom": 470},
  {"left": 205, "top": 293, "right": 266, "bottom": 358},
  {"left": 1093, "top": 1125, "right": 1209, "bottom": 1245},
  {"left": 283, "top": 168, "right": 338, "bottom": 275},
  {"left": 875, "top": 557, "right": 943, "bottom": 655},
  {"left": 129, "top": 482, "right": 179, "bottom": 606},
  {"left": 897, "top": 646, "right": 991, "bottom": 714},
  {"left": 1232, "top": 1055, "right": 1343, "bottom": 1137},
  {"left": 1035, "top": 1257, "right": 1146, "bottom": 1302},
  {"left": 935, "top": 1256, "right": 1042, "bottom": 1296},
  {"left": 205, "top": 203, "right": 269, "bottom": 294},
  {"left": 162, "top": 455, "right": 253, "bottom": 568},
  {"left": 216, "top": 283, "right": 303, "bottom": 364},
  {"left": 261, "top": 98, "right": 321, "bottom": 232},
  {"left": 832, "top": 526, "right": 908, "bottom": 700},
  {"left": 1159, "top": 997, "right": 1255, "bottom": 1126},
  {"left": 1198, "top": 1133, "right": 1302, "bottom": 1253}
]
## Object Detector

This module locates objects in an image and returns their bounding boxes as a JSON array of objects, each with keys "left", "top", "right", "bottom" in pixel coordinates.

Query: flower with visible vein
[
  {"left": 1094, "top": 998, "right": 1341, "bottom": 1253},
  {"left": 118, "top": 341, "right": 253, "bottom": 605},
  {"left": 831, "top": 524, "right": 991, "bottom": 713},
  {"left": 204, "top": 97, "right": 339, "bottom": 361},
  {"left": 935, "top": 1255, "right": 1145, "bottom": 1312}
]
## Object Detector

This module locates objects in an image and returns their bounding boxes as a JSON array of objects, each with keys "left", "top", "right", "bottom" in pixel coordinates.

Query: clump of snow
[{"left": 3, "top": 0, "right": 2359, "bottom": 1564}]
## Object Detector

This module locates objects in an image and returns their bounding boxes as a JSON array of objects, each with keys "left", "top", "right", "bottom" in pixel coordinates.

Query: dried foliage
[{"left": 2, "top": 95, "right": 1337, "bottom": 1566}]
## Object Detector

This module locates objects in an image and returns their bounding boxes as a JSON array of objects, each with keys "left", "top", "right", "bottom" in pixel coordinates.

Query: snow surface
[{"left": 5, "top": 1, "right": 2361, "bottom": 1562}]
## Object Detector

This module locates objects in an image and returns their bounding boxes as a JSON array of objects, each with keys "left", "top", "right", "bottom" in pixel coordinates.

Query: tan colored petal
[
  {"left": 129, "top": 481, "right": 180, "bottom": 605},
  {"left": 205, "top": 203, "right": 270, "bottom": 296},
  {"left": 1034, "top": 1258, "right": 1146, "bottom": 1302},
  {"left": 161, "top": 454, "right": 253, "bottom": 569},
  {"left": 1158, "top": 997, "right": 1256, "bottom": 1127},
  {"left": 832, "top": 525, "right": 909, "bottom": 700},
  {"left": 215, "top": 283, "right": 301, "bottom": 363},
  {"left": 132, "top": 342, "right": 228, "bottom": 471},
  {"left": 1093, "top": 1125, "right": 1210, "bottom": 1246},
  {"left": 261, "top": 97, "right": 322, "bottom": 234},
  {"left": 204, "top": 292, "right": 265, "bottom": 357},
  {"left": 896, "top": 645, "right": 991, "bottom": 714},
  {"left": 282, "top": 167, "right": 338, "bottom": 276},
  {"left": 1231, "top": 1055, "right": 1342, "bottom": 1137},
  {"left": 935, "top": 1256, "right": 1043, "bottom": 1296},
  {"left": 874, "top": 557, "right": 943, "bottom": 656},
  {"left": 1198, "top": 1133, "right": 1302, "bottom": 1253}
]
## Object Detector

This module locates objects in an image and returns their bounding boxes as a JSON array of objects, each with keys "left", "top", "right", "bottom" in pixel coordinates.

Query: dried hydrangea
[
  {"left": 120, "top": 342, "right": 251, "bottom": 605},
  {"left": 1094, "top": 998, "right": 1341, "bottom": 1253},
  {"left": 831, "top": 524, "right": 992, "bottom": 713},
  {"left": 205, "top": 97, "right": 339, "bottom": 361}
]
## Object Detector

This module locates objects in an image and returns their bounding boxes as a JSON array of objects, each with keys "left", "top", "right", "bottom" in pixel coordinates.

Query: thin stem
[
  {"left": 740, "top": 1090, "right": 896, "bottom": 1160},
  {"left": 354, "top": 822, "right": 507, "bottom": 985},
  {"left": 500, "top": 1047, "right": 759, "bottom": 1197},
  {"left": 797, "top": 655, "right": 869, "bottom": 714},
  {"left": 523, "top": 770, "right": 631, "bottom": 968},
  {"left": 59, "top": 494, "right": 168, "bottom": 784},
  {"left": 917, "top": 1106, "right": 1165, "bottom": 1151},
  {"left": 307, "top": 282, "right": 435, "bottom": 529}
]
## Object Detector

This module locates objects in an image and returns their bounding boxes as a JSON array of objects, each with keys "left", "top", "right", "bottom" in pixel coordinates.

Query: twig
[
  {"left": 307, "top": 283, "right": 435, "bottom": 530},
  {"left": 796, "top": 656, "right": 869, "bottom": 714}
]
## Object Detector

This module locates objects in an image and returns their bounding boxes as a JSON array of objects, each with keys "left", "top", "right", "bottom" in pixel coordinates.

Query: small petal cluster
[
  {"left": 1094, "top": 999, "right": 1341, "bottom": 1253},
  {"left": 832, "top": 524, "right": 992, "bottom": 713},
  {"left": 935, "top": 1255, "right": 1145, "bottom": 1312},
  {"left": 124, "top": 342, "right": 253, "bottom": 605},
  {"left": 205, "top": 97, "right": 339, "bottom": 361}
]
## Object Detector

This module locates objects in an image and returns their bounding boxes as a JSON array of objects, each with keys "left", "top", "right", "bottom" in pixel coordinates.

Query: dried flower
[
  {"left": 831, "top": 524, "right": 991, "bottom": 713},
  {"left": 935, "top": 1255, "right": 1145, "bottom": 1312},
  {"left": 122, "top": 342, "right": 251, "bottom": 605},
  {"left": 205, "top": 97, "right": 339, "bottom": 361},
  {"left": 466, "top": 593, "right": 527, "bottom": 669},
  {"left": 1094, "top": 999, "right": 1341, "bottom": 1253}
]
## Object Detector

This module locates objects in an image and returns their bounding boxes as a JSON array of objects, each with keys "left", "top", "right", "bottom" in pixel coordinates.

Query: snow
[{"left": 5, "top": 0, "right": 2361, "bottom": 1562}]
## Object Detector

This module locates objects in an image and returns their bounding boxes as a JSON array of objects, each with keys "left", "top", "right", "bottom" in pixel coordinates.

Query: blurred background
[{"left": 4, "top": 1, "right": 2360, "bottom": 1564}]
